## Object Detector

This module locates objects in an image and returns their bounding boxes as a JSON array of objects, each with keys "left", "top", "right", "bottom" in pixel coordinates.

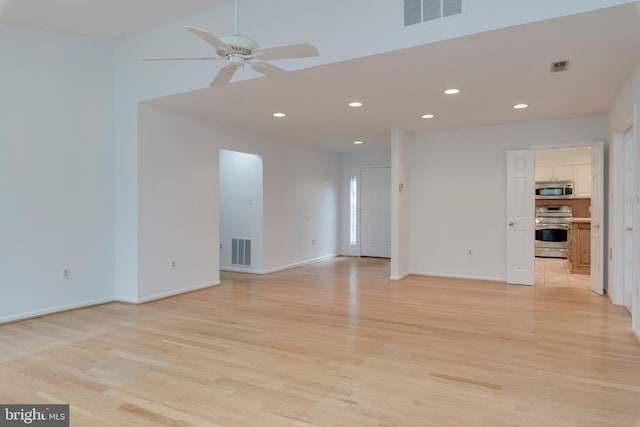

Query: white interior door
[
  {"left": 591, "top": 142, "right": 604, "bottom": 295},
  {"left": 506, "top": 150, "right": 535, "bottom": 285},
  {"left": 361, "top": 167, "right": 391, "bottom": 258},
  {"left": 623, "top": 126, "right": 635, "bottom": 312}
]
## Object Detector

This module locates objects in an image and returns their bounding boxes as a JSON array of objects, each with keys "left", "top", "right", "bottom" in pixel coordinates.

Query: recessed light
[
  {"left": 348, "top": 101, "right": 364, "bottom": 108},
  {"left": 513, "top": 103, "right": 529, "bottom": 109},
  {"left": 273, "top": 112, "right": 286, "bottom": 118},
  {"left": 421, "top": 114, "right": 435, "bottom": 119},
  {"left": 444, "top": 88, "right": 461, "bottom": 95},
  {"left": 353, "top": 140, "right": 363, "bottom": 145}
]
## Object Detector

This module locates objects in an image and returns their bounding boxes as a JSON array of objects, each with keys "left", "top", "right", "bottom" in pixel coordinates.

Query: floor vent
[
  {"left": 405, "top": 0, "right": 463, "bottom": 26},
  {"left": 551, "top": 60, "right": 569, "bottom": 73},
  {"left": 231, "top": 239, "right": 252, "bottom": 266}
]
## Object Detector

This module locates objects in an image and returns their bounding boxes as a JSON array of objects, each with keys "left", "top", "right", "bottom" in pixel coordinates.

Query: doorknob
[
  {"left": 626, "top": 226, "right": 633, "bottom": 232},
  {"left": 508, "top": 221, "right": 515, "bottom": 227}
]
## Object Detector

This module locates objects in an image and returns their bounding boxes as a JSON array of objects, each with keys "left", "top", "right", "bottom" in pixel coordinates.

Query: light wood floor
[{"left": 1, "top": 257, "right": 639, "bottom": 426}]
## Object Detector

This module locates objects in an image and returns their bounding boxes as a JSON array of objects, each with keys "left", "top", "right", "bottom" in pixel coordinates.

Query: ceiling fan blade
[
  {"left": 140, "top": 56, "right": 218, "bottom": 61},
  {"left": 211, "top": 64, "right": 239, "bottom": 87},
  {"left": 252, "top": 43, "right": 319, "bottom": 60},
  {"left": 184, "top": 25, "right": 231, "bottom": 55},
  {"left": 251, "top": 62, "right": 288, "bottom": 76}
]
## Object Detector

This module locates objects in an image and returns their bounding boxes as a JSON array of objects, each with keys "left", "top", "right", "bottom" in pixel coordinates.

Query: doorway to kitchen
[{"left": 534, "top": 147, "right": 593, "bottom": 289}]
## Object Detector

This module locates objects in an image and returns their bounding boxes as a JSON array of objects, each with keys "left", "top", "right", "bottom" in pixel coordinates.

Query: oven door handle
[{"left": 536, "top": 224, "right": 569, "bottom": 230}]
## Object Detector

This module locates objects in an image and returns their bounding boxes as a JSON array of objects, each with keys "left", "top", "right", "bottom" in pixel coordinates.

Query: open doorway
[
  {"left": 219, "top": 149, "right": 263, "bottom": 273},
  {"left": 534, "top": 147, "right": 592, "bottom": 289}
]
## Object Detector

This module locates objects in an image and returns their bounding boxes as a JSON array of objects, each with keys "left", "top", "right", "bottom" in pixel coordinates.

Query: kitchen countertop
[{"left": 570, "top": 217, "right": 591, "bottom": 223}]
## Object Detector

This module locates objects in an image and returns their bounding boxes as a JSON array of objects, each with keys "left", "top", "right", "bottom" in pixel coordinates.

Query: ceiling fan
[{"left": 141, "top": 0, "right": 319, "bottom": 87}]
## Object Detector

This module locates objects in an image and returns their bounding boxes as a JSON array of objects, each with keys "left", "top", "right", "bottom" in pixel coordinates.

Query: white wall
[
  {"left": 408, "top": 116, "right": 608, "bottom": 281},
  {"left": 608, "top": 59, "right": 640, "bottom": 335},
  {"left": 339, "top": 149, "right": 391, "bottom": 169},
  {"left": 117, "top": 0, "right": 635, "bottom": 94},
  {"left": 137, "top": 105, "right": 220, "bottom": 302},
  {"left": 261, "top": 143, "right": 340, "bottom": 272},
  {"left": 137, "top": 105, "right": 339, "bottom": 300},
  {"left": 219, "top": 149, "right": 263, "bottom": 272},
  {"left": 0, "top": 26, "right": 115, "bottom": 322},
  {"left": 536, "top": 147, "right": 592, "bottom": 166}
]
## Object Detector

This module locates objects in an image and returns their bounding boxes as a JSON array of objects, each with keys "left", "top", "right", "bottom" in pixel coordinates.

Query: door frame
[
  {"left": 634, "top": 105, "right": 640, "bottom": 338},
  {"left": 525, "top": 142, "right": 606, "bottom": 290},
  {"left": 611, "top": 105, "right": 639, "bottom": 336},
  {"left": 590, "top": 141, "right": 604, "bottom": 295},
  {"left": 610, "top": 108, "right": 638, "bottom": 325},
  {"left": 621, "top": 124, "right": 636, "bottom": 313}
]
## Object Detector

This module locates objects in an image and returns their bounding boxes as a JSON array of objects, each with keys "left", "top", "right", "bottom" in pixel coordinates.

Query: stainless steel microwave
[{"left": 535, "top": 181, "right": 574, "bottom": 198}]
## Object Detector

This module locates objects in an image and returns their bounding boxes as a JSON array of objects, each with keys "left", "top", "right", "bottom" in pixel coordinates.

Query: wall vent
[
  {"left": 231, "top": 239, "right": 252, "bottom": 266},
  {"left": 405, "top": 0, "right": 463, "bottom": 26},
  {"left": 551, "top": 60, "right": 569, "bottom": 73}
]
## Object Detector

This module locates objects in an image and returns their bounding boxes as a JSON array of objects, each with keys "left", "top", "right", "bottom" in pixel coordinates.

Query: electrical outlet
[
  {"left": 170, "top": 260, "right": 176, "bottom": 270},
  {"left": 312, "top": 239, "right": 316, "bottom": 246},
  {"left": 61, "top": 268, "right": 70, "bottom": 280}
]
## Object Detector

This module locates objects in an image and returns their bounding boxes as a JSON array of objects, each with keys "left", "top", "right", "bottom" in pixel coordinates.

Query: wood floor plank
[{"left": 1, "top": 257, "right": 639, "bottom": 426}]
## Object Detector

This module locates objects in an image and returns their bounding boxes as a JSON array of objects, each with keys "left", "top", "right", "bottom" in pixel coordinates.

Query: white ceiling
[
  {"left": 2, "top": 1, "right": 640, "bottom": 151},
  {"left": 0, "top": 0, "right": 231, "bottom": 39},
  {"left": 147, "top": 3, "right": 640, "bottom": 151}
]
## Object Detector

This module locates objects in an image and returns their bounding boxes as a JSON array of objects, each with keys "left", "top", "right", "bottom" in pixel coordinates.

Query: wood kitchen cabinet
[{"left": 569, "top": 220, "right": 591, "bottom": 274}]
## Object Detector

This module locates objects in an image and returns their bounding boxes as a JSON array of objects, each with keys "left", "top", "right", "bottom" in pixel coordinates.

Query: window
[{"left": 349, "top": 175, "right": 358, "bottom": 245}]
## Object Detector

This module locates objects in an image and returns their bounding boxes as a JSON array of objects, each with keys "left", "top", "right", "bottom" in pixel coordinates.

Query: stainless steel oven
[{"left": 535, "top": 205, "right": 572, "bottom": 258}]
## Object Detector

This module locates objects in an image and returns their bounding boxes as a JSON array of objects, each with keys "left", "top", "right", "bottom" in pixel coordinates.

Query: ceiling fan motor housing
[{"left": 219, "top": 35, "right": 258, "bottom": 57}]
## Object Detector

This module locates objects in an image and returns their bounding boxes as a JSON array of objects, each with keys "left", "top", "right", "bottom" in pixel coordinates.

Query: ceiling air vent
[
  {"left": 405, "top": 0, "right": 463, "bottom": 26},
  {"left": 551, "top": 61, "right": 569, "bottom": 73}
]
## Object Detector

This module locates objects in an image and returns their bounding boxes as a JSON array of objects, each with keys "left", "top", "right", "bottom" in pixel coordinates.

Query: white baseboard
[
  {"left": 0, "top": 296, "right": 114, "bottom": 324},
  {"left": 262, "top": 254, "right": 337, "bottom": 274},
  {"left": 410, "top": 270, "right": 505, "bottom": 283},
  {"left": 133, "top": 281, "right": 221, "bottom": 304},
  {"left": 220, "top": 266, "right": 262, "bottom": 274},
  {"left": 113, "top": 296, "right": 138, "bottom": 304},
  {"left": 390, "top": 272, "right": 411, "bottom": 281}
]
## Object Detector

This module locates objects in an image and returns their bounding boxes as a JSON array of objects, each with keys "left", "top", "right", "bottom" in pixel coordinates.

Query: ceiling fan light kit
[{"left": 142, "top": 0, "right": 318, "bottom": 87}]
